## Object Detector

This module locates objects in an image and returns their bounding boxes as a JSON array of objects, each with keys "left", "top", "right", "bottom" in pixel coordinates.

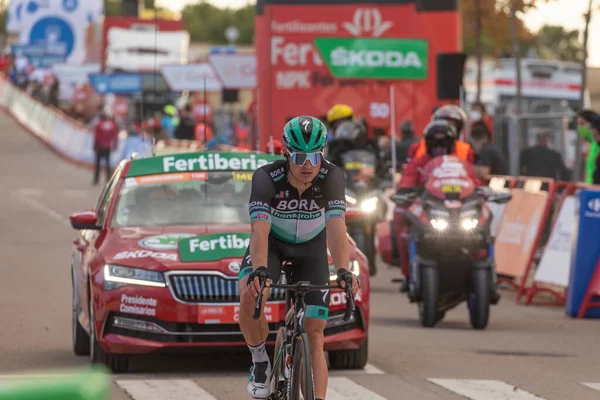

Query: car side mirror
[{"left": 69, "top": 210, "right": 101, "bottom": 230}]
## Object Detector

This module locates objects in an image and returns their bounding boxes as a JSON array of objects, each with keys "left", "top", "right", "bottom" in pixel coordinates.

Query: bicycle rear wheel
[{"left": 290, "top": 333, "right": 314, "bottom": 400}]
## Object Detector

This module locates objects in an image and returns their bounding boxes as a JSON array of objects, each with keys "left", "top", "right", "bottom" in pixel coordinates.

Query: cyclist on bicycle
[{"left": 238, "top": 116, "right": 360, "bottom": 400}]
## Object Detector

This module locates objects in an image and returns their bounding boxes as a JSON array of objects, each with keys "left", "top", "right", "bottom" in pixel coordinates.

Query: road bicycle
[{"left": 253, "top": 261, "right": 356, "bottom": 400}]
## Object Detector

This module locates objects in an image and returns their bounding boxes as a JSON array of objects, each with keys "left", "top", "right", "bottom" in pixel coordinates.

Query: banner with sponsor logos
[
  {"left": 179, "top": 233, "right": 251, "bottom": 262},
  {"left": 14, "top": 0, "right": 104, "bottom": 64},
  {"left": 160, "top": 63, "right": 222, "bottom": 92},
  {"left": 126, "top": 152, "right": 284, "bottom": 177},
  {"left": 566, "top": 190, "right": 600, "bottom": 317},
  {"left": 256, "top": 0, "right": 460, "bottom": 151},
  {"left": 208, "top": 54, "right": 257, "bottom": 89}
]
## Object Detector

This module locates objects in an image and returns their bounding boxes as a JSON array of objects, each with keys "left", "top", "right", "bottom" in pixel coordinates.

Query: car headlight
[
  {"left": 360, "top": 197, "right": 378, "bottom": 213},
  {"left": 329, "top": 260, "right": 360, "bottom": 281},
  {"left": 345, "top": 194, "right": 357, "bottom": 205},
  {"left": 461, "top": 218, "right": 479, "bottom": 230},
  {"left": 430, "top": 219, "right": 448, "bottom": 231},
  {"left": 104, "top": 264, "right": 166, "bottom": 288}
]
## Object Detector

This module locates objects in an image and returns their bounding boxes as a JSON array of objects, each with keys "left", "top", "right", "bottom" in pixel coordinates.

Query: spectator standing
[
  {"left": 469, "top": 102, "right": 494, "bottom": 140},
  {"left": 384, "top": 120, "right": 419, "bottom": 169},
  {"left": 519, "top": 129, "right": 569, "bottom": 180},
  {"left": 93, "top": 111, "right": 119, "bottom": 185},
  {"left": 588, "top": 116, "right": 600, "bottom": 185},
  {"left": 120, "top": 122, "right": 151, "bottom": 161},
  {"left": 576, "top": 109, "right": 598, "bottom": 184},
  {"left": 174, "top": 105, "right": 195, "bottom": 140},
  {"left": 470, "top": 123, "right": 508, "bottom": 176}
]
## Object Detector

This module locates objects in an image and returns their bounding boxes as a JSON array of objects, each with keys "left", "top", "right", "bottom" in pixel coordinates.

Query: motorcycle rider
[
  {"left": 393, "top": 120, "right": 499, "bottom": 302},
  {"left": 406, "top": 104, "right": 475, "bottom": 164},
  {"left": 326, "top": 104, "right": 355, "bottom": 133},
  {"left": 327, "top": 120, "right": 382, "bottom": 180}
]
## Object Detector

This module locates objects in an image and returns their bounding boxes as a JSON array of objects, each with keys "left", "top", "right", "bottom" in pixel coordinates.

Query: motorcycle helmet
[
  {"left": 424, "top": 120, "right": 457, "bottom": 157},
  {"left": 432, "top": 105, "right": 468, "bottom": 135},
  {"left": 326, "top": 104, "right": 354, "bottom": 130},
  {"left": 334, "top": 120, "right": 362, "bottom": 141}
]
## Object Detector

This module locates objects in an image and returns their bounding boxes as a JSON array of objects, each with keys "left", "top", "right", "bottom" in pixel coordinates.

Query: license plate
[{"left": 197, "top": 304, "right": 280, "bottom": 324}]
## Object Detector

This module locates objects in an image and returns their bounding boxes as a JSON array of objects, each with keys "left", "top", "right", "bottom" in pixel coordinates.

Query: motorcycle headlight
[
  {"left": 430, "top": 219, "right": 449, "bottom": 231},
  {"left": 345, "top": 194, "right": 357, "bottom": 205},
  {"left": 104, "top": 264, "right": 166, "bottom": 288},
  {"left": 329, "top": 260, "right": 360, "bottom": 281},
  {"left": 360, "top": 197, "right": 378, "bottom": 213},
  {"left": 461, "top": 218, "right": 479, "bottom": 230}
]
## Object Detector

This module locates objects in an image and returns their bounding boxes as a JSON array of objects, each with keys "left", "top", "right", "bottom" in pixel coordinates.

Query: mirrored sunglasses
[{"left": 289, "top": 151, "right": 323, "bottom": 166}]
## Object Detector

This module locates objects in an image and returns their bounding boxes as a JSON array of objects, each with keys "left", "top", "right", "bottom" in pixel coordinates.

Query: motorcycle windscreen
[
  {"left": 422, "top": 155, "right": 476, "bottom": 200},
  {"left": 341, "top": 150, "right": 377, "bottom": 189}
]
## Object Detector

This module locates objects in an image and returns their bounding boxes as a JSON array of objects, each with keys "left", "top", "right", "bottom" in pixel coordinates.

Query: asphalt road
[{"left": 0, "top": 110, "right": 599, "bottom": 400}]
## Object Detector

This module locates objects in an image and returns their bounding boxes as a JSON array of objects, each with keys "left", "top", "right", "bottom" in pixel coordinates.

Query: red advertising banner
[{"left": 256, "top": 0, "right": 460, "bottom": 151}]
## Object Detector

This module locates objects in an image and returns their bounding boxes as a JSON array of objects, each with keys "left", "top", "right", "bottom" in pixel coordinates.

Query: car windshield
[{"left": 111, "top": 171, "right": 252, "bottom": 227}]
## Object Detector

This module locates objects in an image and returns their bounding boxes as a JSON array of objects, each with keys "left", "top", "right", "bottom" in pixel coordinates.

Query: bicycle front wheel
[
  {"left": 290, "top": 333, "right": 315, "bottom": 400},
  {"left": 270, "top": 327, "right": 287, "bottom": 398}
]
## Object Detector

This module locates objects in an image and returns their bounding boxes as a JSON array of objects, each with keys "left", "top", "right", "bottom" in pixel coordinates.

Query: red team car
[{"left": 69, "top": 151, "right": 370, "bottom": 372}]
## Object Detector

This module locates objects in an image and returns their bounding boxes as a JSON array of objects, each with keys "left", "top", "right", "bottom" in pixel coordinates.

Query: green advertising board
[
  {"left": 314, "top": 37, "right": 428, "bottom": 80},
  {"left": 0, "top": 366, "right": 110, "bottom": 400},
  {"left": 179, "top": 233, "right": 251, "bottom": 262},
  {"left": 127, "top": 152, "right": 284, "bottom": 177}
]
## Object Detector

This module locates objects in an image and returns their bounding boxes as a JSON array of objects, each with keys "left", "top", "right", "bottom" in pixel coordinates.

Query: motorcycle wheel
[
  {"left": 418, "top": 266, "right": 440, "bottom": 328},
  {"left": 468, "top": 269, "right": 491, "bottom": 330}
]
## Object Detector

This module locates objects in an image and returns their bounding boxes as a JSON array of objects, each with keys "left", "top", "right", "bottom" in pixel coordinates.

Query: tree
[
  {"left": 534, "top": 25, "right": 583, "bottom": 62},
  {"left": 461, "top": 0, "right": 532, "bottom": 57},
  {"left": 104, "top": 0, "right": 121, "bottom": 16},
  {"left": 181, "top": 2, "right": 255, "bottom": 45}
]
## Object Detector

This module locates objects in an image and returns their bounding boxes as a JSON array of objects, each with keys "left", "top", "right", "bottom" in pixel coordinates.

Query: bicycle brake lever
[
  {"left": 343, "top": 277, "right": 355, "bottom": 322},
  {"left": 253, "top": 278, "right": 267, "bottom": 320}
]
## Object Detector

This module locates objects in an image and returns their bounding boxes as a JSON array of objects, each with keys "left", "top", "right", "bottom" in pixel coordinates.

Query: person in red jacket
[
  {"left": 406, "top": 104, "right": 475, "bottom": 164},
  {"left": 393, "top": 120, "right": 481, "bottom": 292},
  {"left": 93, "top": 111, "right": 119, "bottom": 185}
]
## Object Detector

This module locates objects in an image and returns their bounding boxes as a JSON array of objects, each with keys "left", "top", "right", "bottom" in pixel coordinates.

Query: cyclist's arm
[
  {"left": 323, "top": 166, "right": 350, "bottom": 274},
  {"left": 248, "top": 168, "right": 275, "bottom": 272}
]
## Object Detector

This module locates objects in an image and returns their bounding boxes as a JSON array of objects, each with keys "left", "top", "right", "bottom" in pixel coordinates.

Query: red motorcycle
[{"left": 390, "top": 156, "right": 511, "bottom": 329}]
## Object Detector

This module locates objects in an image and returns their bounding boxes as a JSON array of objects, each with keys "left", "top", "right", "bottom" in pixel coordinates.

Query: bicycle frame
[{"left": 252, "top": 263, "right": 356, "bottom": 400}]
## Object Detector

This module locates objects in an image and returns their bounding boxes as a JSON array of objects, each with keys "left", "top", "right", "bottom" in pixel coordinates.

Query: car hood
[
  {"left": 102, "top": 225, "right": 251, "bottom": 274},
  {"left": 101, "top": 225, "right": 362, "bottom": 276}
]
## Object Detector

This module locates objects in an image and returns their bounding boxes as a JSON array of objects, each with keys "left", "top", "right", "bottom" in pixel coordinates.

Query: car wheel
[
  {"left": 89, "top": 291, "right": 130, "bottom": 373},
  {"left": 72, "top": 269, "right": 89, "bottom": 356},
  {"left": 328, "top": 338, "right": 368, "bottom": 370}
]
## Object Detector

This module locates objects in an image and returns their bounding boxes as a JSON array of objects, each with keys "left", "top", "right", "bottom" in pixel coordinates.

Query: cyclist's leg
[
  {"left": 289, "top": 232, "right": 330, "bottom": 400},
  {"left": 238, "top": 236, "right": 282, "bottom": 398}
]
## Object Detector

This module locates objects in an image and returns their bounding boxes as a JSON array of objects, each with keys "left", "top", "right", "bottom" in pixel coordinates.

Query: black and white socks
[{"left": 248, "top": 341, "right": 269, "bottom": 363}]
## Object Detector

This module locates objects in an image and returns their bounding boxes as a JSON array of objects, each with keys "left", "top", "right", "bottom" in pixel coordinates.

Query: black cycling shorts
[{"left": 238, "top": 230, "right": 331, "bottom": 320}]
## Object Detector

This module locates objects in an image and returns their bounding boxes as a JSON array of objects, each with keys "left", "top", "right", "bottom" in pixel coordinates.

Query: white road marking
[
  {"left": 327, "top": 377, "right": 387, "bottom": 400},
  {"left": 428, "top": 379, "right": 546, "bottom": 400},
  {"left": 10, "top": 190, "right": 69, "bottom": 227},
  {"left": 14, "top": 188, "right": 43, "bottom": 196},
  {"left": 116, "top": 379, "right": 218, "bottom": 400},
  {"left": 582, "top": 382, "right": 600, "bottom": 391},
  {"left": 363, "top": 363, "right": 385, "bottom": 375},
  {"left": 335, "top": 363, "right": 385, "bottom": 376}
]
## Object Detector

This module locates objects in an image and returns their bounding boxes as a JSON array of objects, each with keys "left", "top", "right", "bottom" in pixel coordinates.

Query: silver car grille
[{"left": 167, "top": 273, "right": 286, "bottom": 303}]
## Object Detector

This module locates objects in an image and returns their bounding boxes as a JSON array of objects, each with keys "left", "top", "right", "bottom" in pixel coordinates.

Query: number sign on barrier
[{"left": 495, "top": 189, "right": 548, "bottom": 278}]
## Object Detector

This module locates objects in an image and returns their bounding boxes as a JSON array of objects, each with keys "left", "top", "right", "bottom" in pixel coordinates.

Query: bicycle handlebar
[{"left": 252, "top": 279, "right": 356, "bottom": 322}]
